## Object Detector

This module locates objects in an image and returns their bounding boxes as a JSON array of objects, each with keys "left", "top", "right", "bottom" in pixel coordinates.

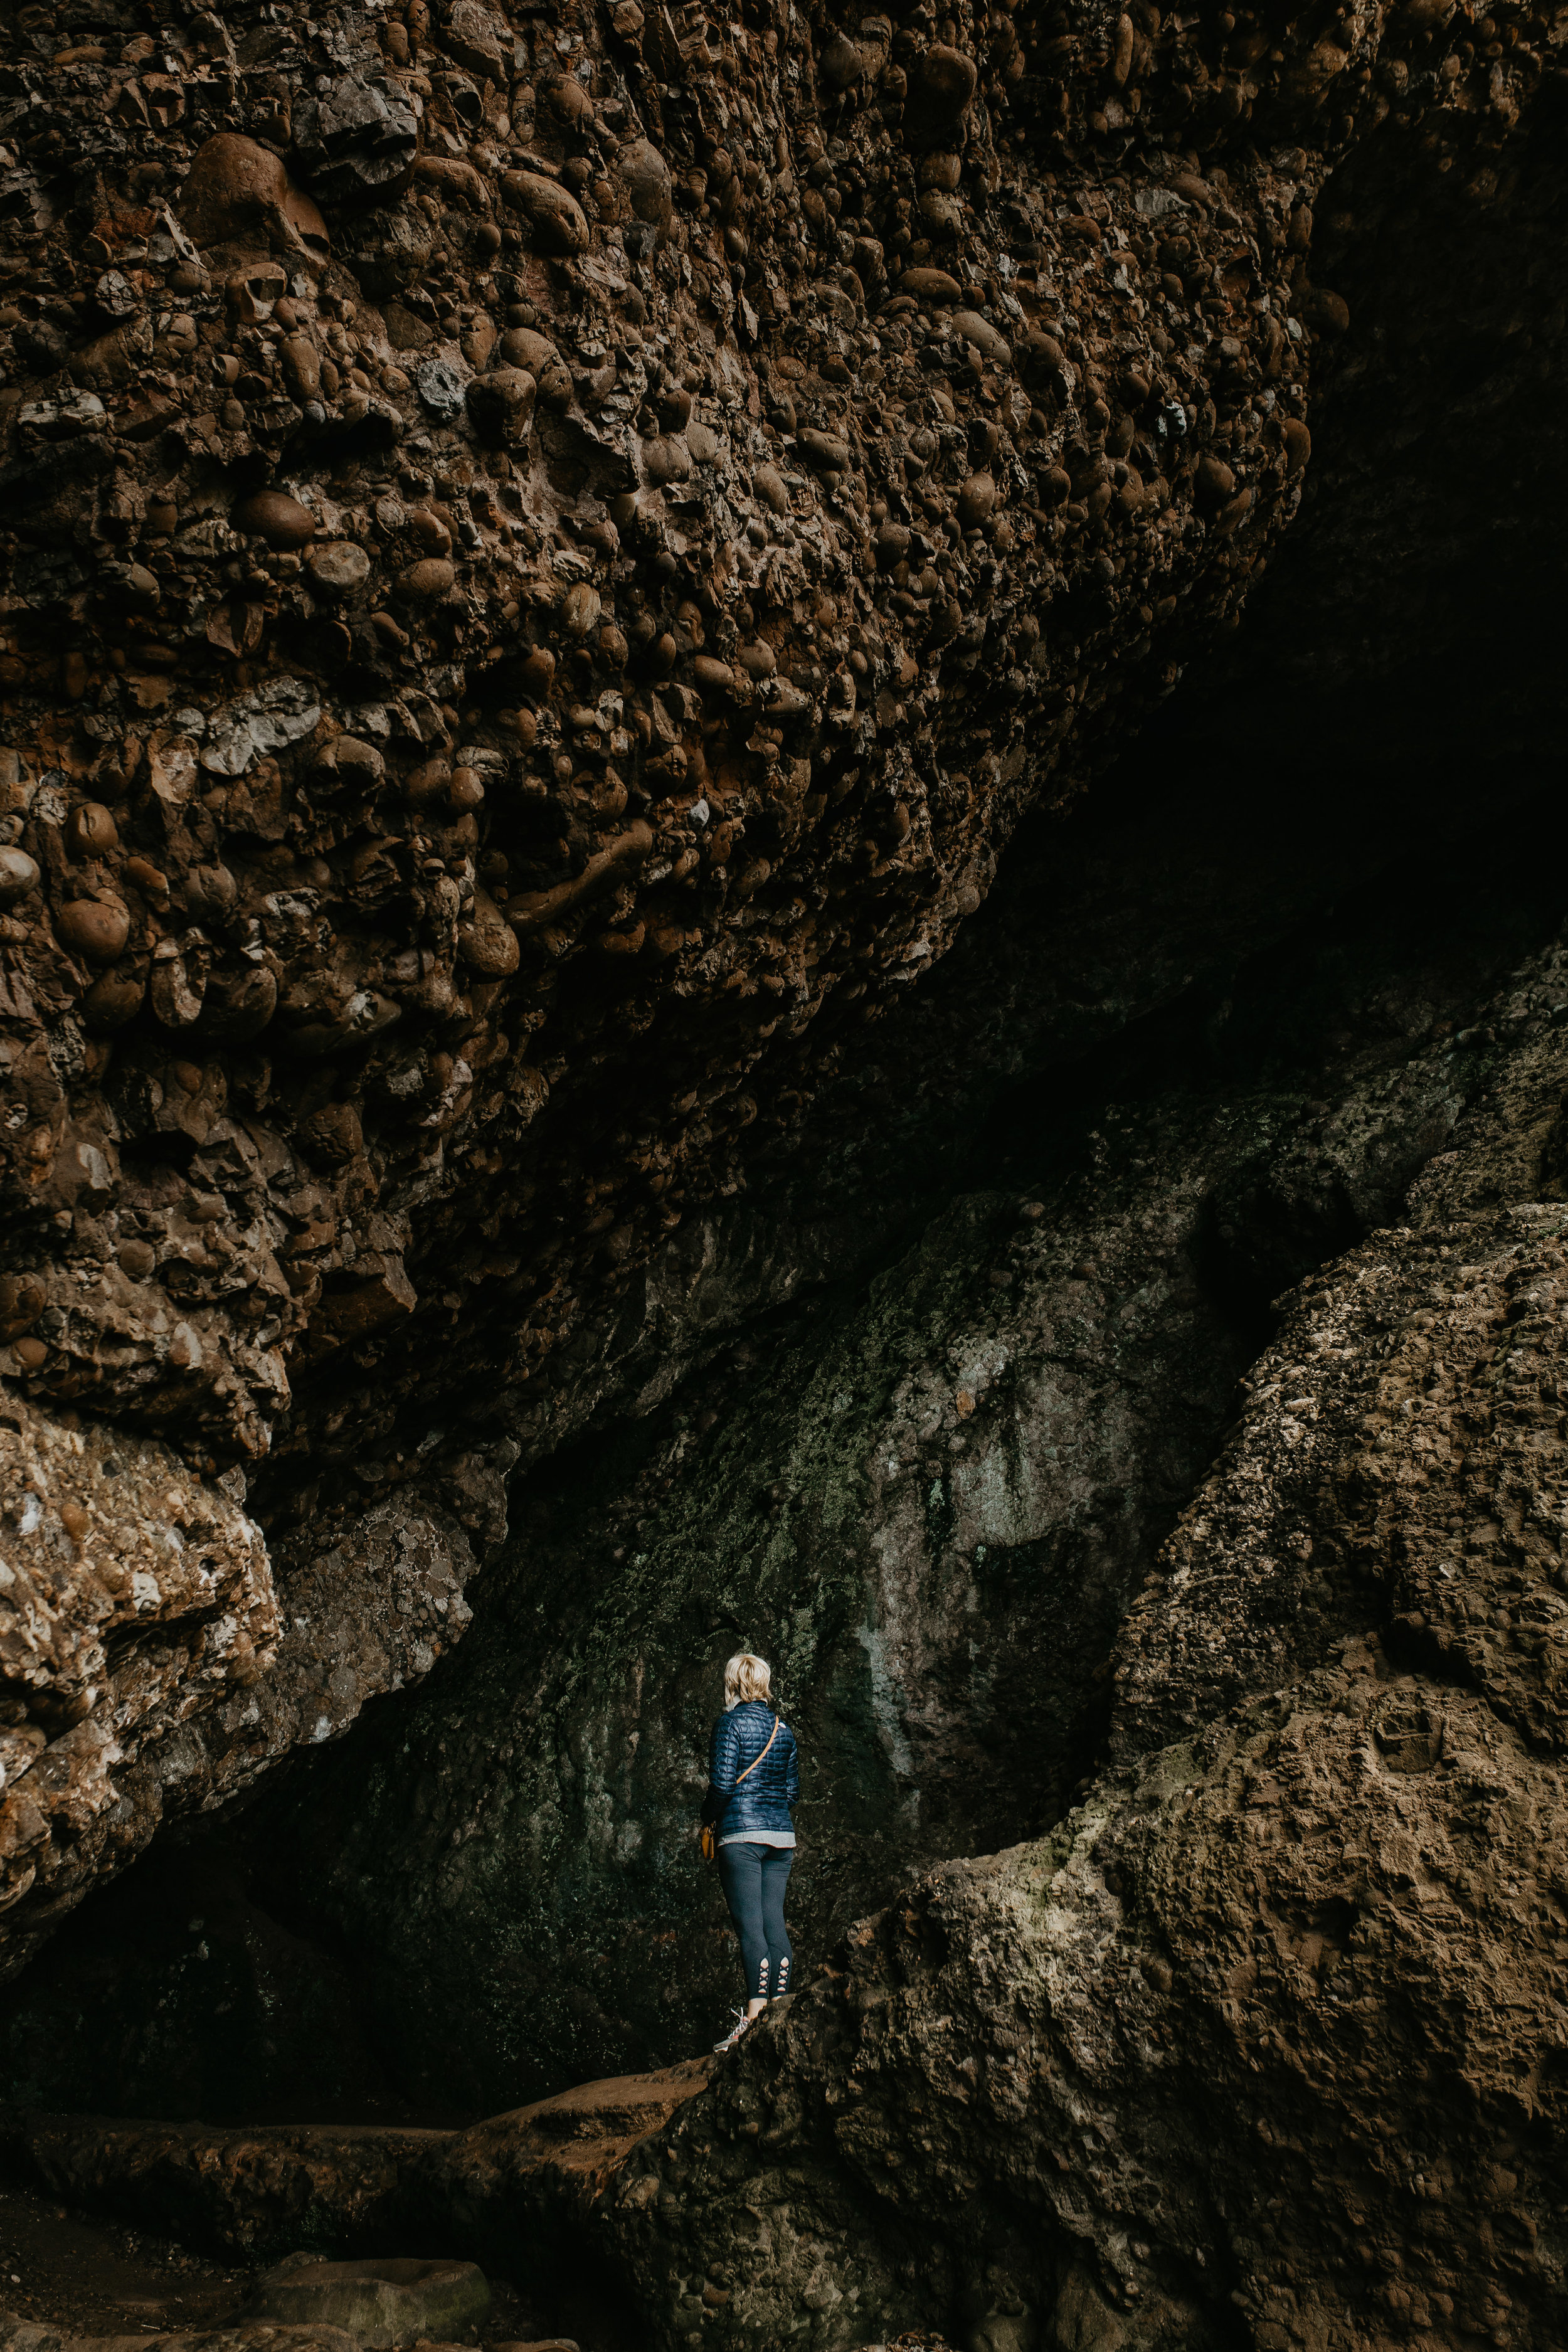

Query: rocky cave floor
[
  {"left": 0, "top": 2178, "right": 955, "bottom": 2351},
  {"left": 0, "top": 2180, "right": 603, "bottom": 2349},
  {"left": 0, "top": 2186, "right": 280, "bottom": 2338}
]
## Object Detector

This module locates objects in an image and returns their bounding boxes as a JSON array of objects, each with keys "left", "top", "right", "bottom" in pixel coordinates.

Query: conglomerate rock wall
[
  {"left": 0, "top": 0, "right": 1355, "bottom": 1484},
  {"left": 4, "top": 1, "right": 1568, "bottom": 2344},
  {"left": 2, "top": 0, "right": 1564, "bottom": 1966}
]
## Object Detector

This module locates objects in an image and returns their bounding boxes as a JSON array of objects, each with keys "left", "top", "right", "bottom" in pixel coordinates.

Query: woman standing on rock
[{"left": 701, "top": 1651, "right": 800, "bottom": 2054}]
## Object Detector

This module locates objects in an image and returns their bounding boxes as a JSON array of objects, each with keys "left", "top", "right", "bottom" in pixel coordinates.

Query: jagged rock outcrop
[
  {"left": 572, "top": 981, "right": 1568, "bottom": 2348},
  {"left": 3, "top": 0, "right": 1564, "bottom": 1967},
  {"left": 0, "top": 1391, "right": 482, "bottom": 1974},
  {"left": 0, "top": 1392, "right": 273, "bottom": 1956}
]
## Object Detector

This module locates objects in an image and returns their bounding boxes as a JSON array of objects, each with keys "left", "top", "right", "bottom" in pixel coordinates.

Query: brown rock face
[
  {"left": 0, "top": 1364, "right": 489, "bottom": 1979},
  {"left": 3, "top": 0, "right": 1540, "bottom": 1481},
  {"left": 0, "top": 0, "right": 1564, "bottom": 2057},
  {"left": 0, "top": 1392, "right": 275, "bottom": 1961}
]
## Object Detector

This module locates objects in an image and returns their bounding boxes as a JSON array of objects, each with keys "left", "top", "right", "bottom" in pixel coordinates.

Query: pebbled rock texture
[
  {"left": 0, "top": 1392, "right": 275, "bottom": 1966},
  {"left": 0, "top": 0, "right": 1558, "bottom": 1478},
  {"left": 0, "top": 0, "right": 1564, "bottom": 1975},
  {"left": 1, "top": 10, "right": 1568, "bottom": 2344}
]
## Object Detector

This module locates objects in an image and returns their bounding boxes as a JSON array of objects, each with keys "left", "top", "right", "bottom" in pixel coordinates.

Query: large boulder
[
  {"left": 591, "top": 1031, "right": 1568, "bottom": 2349},
  {"left": 0, "top": 2062, "right": 712, "bottom": 2270},
  {"left": 243, "top": 2258, "right": 490, "bottom": 2345}
]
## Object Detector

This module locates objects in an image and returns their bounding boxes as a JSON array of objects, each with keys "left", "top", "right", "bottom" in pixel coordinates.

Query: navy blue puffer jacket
[{"left": 705, "top": 1700, "right": 800, "bottom": 1838}]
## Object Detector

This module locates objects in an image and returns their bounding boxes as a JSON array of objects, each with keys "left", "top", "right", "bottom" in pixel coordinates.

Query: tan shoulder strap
[{"left": 734, "top": 1714, "right": 780, "bottom": 1786}]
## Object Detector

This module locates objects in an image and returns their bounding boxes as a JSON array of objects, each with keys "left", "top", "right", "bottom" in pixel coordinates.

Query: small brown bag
[{"left": 700, "top": 1714, "right": 780, "bottom": 1864}]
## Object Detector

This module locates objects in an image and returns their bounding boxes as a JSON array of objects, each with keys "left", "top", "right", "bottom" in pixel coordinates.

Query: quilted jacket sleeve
[
  {"left": 709, "top": 1710, "right": 741, "bottom": 1794},
  {"left": 786, "top": 1727, "right": 800, "bottom": 1809}
]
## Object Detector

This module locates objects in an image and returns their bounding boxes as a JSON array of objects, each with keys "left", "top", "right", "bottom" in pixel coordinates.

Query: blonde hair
[{"left": 724, "top": 1651, "right": 773, "bottom": 1707}]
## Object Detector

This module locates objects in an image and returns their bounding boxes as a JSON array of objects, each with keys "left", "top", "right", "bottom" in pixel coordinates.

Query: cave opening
[{"left": 9, "top": 698, "right": 1567, "bottom": 2137}]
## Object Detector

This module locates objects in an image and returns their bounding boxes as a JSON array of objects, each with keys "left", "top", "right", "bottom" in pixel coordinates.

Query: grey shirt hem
[{"left": 719, "top": 1829, "right": 797, "bottom": 1848}]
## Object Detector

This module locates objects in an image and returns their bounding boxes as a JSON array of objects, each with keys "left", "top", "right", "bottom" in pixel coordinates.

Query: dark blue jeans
[{"left": 717, "top": 1841, "right": 794, "bottom": 2000}]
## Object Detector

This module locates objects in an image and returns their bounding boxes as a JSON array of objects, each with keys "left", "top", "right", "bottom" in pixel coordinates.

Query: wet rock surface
[{"left": 2, "top": 0, "right": 1565, "bottom": 1963}]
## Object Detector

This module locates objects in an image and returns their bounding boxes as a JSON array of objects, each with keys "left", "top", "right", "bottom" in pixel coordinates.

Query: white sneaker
[{"left": 712, "top": 2008, "right": 753, "bottom": 2055}]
